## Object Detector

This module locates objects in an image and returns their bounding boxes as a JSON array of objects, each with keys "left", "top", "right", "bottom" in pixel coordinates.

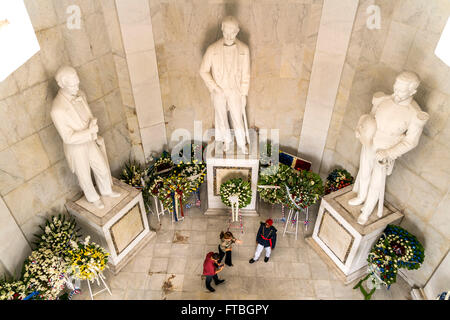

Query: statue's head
[
  {"left": 221, "top": 16, "right": 240, "bottom": 46},
  {"left": 393, "top": 71, "right": 420, "bottom": 104},
  {"left": 55, "top": 66, "right": 80, "bottom": 96}
]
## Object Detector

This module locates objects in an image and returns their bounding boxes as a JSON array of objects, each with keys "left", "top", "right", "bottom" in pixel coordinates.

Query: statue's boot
[
  {"left": 239, "top": 146, "right": 248, "bottom": 155},
  {"left": 348, "top": 197, "right": 365, "bottom": 206},
  {"left": 92, "top": 199, "right": 105, "bottom": 209},
  {"left": 357, "top": 211, "right": 369, "bottom": 225},
  {"left": 103, "top": 191, "right": 121, "bottom": 198}
]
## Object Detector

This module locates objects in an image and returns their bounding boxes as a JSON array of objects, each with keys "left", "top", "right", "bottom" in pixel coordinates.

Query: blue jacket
[{"left": 256, "top": 222, "right": 277, "bottom": 249}]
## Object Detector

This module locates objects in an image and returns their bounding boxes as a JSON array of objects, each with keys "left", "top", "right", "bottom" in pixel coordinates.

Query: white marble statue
[
  {"left": 200, "top": 16, "right": 251, "bottom": 154},
  {"left": 51, "top": 66, "right": 120, "bottom": 209},
  {"left": 349, "top": 71, "right": 429, "bottom": 225}
]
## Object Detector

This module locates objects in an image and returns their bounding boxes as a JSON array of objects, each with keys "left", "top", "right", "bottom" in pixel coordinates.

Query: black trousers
[
  {"left": 205, "top": 274, "right": 220, "bottom": 291},
  {"left": 218, "top": 245, "right": 232, "bottom": 266}
]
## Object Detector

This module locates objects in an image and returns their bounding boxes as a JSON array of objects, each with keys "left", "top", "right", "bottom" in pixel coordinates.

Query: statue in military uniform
[{"left": 349, "top": 71, "right": 429, "bottom": 225}]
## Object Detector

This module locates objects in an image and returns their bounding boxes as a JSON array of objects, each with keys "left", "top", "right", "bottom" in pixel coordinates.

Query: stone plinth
[
  {"left": 66, "top": 178, "right": 155, "bottom": 275},
  {"left": 204, "top": 133, "right": 260, "bottom": 217},
  {"left": 309, "top": 185, "right": 404, "bottom": 284}
]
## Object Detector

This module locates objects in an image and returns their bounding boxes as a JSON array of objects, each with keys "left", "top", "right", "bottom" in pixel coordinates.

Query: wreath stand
[
  {"left": 227, "top": 195, "right": 244, "bottom": 234},
  {"left": 282, "top": 185, "right": 310, "bottom": 240},
  {"left": 85, "top": 274, "right": 112, "bottom": 300},
  {"left": 152, "top": 195, "right": 169, "bottom": 223}
]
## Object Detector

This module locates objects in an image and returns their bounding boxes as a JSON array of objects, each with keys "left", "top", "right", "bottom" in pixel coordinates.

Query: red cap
[{"left": 265, "top": 219, "right": 273, "bottom": 226}]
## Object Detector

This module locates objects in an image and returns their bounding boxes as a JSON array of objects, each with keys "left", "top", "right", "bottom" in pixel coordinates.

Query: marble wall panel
[
  {"left": 0, "top": 148, "right": 25, "bottom": 196},
  {"left": 0, "top": 76, "right": 19, "bottom": 101},
  {"left": 0, "top": 197, "right": 31, "bottom": 278},
  {"left": 428, "top": 192, "right": 450, "bottom": 239},
  {"left": 11, "top": 134, "right": 51, "bottom": 181},
  {"left": 76, "top": 61, "right": 104, "bottom": 102},
  {"left": 24, "top": 0, "right": 58, "bottom": 32},
  {"left": 21, "top": 81, "right": 55, "bottom": 132},
  {"left": 36, "top": 26, "right": 71, "bottom": 77},
  {"left": 0, "top": 96, "right": 35, "bottom": 146},
  {"left": 12, "top": 54, "right": 47, "bottom": 92},
  {"left": 38, "top": 124, "right": 65, "bottom": 165}
]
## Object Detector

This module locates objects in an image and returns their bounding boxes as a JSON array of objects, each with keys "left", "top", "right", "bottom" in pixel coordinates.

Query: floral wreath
[
  {"left": 67, "top": 236, "right": 109, "bottom": 282},
  {"left": 220, "top": 178, "right": 252, "bottom": 208},
  {"left": 258, "top": 164, "right": 291, "bottom": 204},
  {"left": 367, "top": 224, "right": 424, "bottom": 286},
  {"left": 324, "top": 168, "right": 354, "bottom": 194},
  {"left": 285, "top": 169, "right": 324, "bottom": 209},
  {"left": 176, "top": 160, "right": 206, "bottom": 190},
  {"left": 158, "top": 175, "right": 192, "bottom": 213},
  {"left": 120, "top": 159, "right": 148, "bottom": 188},
  {"left": 151, "top": 152, "right": 174, "bottom": 176},
  {"left": 258, "top": 164, "right": 324, "bottom": 209}
]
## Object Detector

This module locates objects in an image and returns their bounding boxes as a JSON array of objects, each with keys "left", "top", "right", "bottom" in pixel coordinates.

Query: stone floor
[{"left": 72, "top": 198, "right": 413, "bottom": 300}]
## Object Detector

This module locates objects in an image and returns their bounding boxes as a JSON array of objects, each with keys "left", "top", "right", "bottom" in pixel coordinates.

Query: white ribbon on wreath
[
  {"left": 229, "top": 194, "right": 240, "bottom": 222},
  {"left": 186, "top": 167, "right": 206, "bottom": 182},
  {"left": 366, "top": 263, "right": 385, "bottom": 290}
]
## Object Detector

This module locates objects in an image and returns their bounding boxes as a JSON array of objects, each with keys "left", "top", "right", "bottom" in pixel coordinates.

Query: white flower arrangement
[
  {"left": 220, "top": 178, "right": 252, "bottom": 208},
  {"left": 23, "top": 247, "right": 67, "bottom": 300}
]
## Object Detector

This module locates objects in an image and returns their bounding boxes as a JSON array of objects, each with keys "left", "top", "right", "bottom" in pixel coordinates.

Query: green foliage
[{"left": 258, "top": 164, "right": 324, "bottom": 209}]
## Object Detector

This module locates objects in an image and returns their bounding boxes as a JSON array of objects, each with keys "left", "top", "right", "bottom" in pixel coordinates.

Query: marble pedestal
[
  {"left": 308, "top": 185, "right": 403, "bottom": 284},
  {"left": 66, "top": 178, "right": 155, "bottom": 275},
  {"left": 204, "top": 134, "right": 260, "bottom": 217}
]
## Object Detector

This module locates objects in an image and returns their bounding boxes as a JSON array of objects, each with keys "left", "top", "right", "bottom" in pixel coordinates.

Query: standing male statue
[
  {"left": 51, "top": 66, "right": 120, "bottom": 209},
  {"left": 349, "top": 71, "right": 429, "bottom": 225},
  {"left": 200, "top": 16, "right": 251, "bottom": 154}
]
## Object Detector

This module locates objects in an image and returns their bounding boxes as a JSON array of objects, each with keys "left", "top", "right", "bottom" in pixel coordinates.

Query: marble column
[
  {"left": 115, "top": 0, "right": 167, "bottom": 160},
  {"left": 298, "top": 0, "right": 359, "bottom": 172}
]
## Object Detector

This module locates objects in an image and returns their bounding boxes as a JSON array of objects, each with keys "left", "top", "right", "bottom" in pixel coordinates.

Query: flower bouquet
[
  {"left": 368, "top": 224, "right": 425, "bottom": 285},
  {"left": 354, "top": 225, "right": 425, "bottom": 299},
  {"left": 120, "top": 158, "right": 148, "bottom": 189},
  {"left": 258, "top": 164, "right": 291, "bottom": 205},
  {"left": 219, "top": 178, "right": 252, "bottom": 209},
  {"left": 285, "top": 169, "right": 324, "bottom": 210},
  {"left": 67, "top": 236, "right": 109, "bottom": 282},
  {"left": 33, "top": 215, "right": 80, "bottom": 260},
  {"left": 22, "top": 247, "right": 68, "bottom": 300},
  {"left": 324, "top": 168, "right": 354, "bottom": 195},
  {"left": 158, "top": 175, "right": 192, "bottom": 219},
  {"left": 0, "top": 279, "right": 30, "bottom": 300}
]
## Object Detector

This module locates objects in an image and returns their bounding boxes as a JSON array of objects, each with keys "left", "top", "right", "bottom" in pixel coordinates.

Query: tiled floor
[{"left": 73, "top": 196, "right": 413, "bottom": 300}]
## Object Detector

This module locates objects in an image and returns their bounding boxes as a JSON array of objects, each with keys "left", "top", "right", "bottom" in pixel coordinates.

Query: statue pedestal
[
  {"left": 66, "top": 178, "right": 156, "bottom": 275},
  {"left": 308, "top": 185, "right": 403, "bottom": 284},
  {"left": 204, "top": 134, "right": 260, "bottom": 217}
]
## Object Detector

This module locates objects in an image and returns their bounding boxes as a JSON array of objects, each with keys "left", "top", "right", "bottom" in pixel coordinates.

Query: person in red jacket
[{"left": 202, "top": 252, "right": 225, "bottom": 292}]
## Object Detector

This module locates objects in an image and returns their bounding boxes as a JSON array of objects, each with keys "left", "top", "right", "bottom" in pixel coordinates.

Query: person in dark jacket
[
  {"left": 249, "top": 219, "right": 277, "bottom": 263},
  {"left": 202, "top": 252, "right": 225, "bottom": 292}
]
